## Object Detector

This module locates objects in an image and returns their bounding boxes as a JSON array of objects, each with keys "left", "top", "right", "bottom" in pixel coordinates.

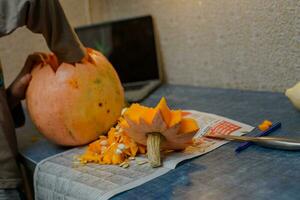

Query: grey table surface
[{"left": 19, "top": 84, "right": 300, "bottom": 200}]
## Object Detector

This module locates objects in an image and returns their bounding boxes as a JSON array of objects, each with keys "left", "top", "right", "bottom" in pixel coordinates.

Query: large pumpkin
[{"left": 26, "top": 49, "right": 125, "bottom": 146}]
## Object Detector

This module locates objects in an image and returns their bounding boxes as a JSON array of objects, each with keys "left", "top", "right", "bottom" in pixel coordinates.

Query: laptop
[{"left": 75, "top": 15, "right": 162, "bottom": 102}]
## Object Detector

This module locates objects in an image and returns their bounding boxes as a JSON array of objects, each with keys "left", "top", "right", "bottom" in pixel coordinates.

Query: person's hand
[{"left": 6, "top": 53, "right": 48, "bottom": 109}]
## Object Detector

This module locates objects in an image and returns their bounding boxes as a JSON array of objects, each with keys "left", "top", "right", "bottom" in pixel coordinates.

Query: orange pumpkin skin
[{"left": 26, "top": 49, "right": 124, "bottom": 146}]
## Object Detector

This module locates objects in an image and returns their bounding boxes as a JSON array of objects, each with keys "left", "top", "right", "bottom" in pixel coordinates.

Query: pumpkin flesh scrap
[
  {"left": 79, "top": 117, "right": 145, "bottom": 165},
  {"left": 179, "top": 118, "right": 199, "bottom": 134},
  {"left": 79, "top": 97, "right": 199, "bottom": 166},
  {"left": 154, "top": 97, "right": 182, "bottom": 127}
]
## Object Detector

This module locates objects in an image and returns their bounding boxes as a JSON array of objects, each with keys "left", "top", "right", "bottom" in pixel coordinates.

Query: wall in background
[
  {"left": 90, "top": 0, "right": 299, "bottom": 92},
  {"left": 0, "top": 0, "right": 299, "bottom": 92}
]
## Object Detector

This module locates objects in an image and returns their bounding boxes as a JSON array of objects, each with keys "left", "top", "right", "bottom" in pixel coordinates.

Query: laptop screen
[{"left": 75, "top": 16, "right": 160, "bottom": 84}]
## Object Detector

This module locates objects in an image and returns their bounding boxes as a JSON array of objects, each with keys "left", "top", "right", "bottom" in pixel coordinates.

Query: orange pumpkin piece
[
  {"left": 87, "top": 136, "right": 108, "bottom": 154},
  {"left": 155, "top": 97, "right": 173, "bottom": 125},
  {"left": 102, "top": 143, "right": 125, "bottom": 164},
  {"left": 138, "top": 145, "right": 147, "bottom": 154},
  {"left": 155, "top": 97, "right": 182, "bottom": 127},
  {"left": 181, "top": 111, "right": 191, "bottom": 117},
  {"left": 79, "top": 151, "right": 101, "bottom": 163},
  {"left": 179, "top": 118, "right": 199, "bottom": 134},
  {"left": 26, "top": 48, "right": 124, "bottom": 146},
  {"left": 258, "top": 120, "right": 273, "bottom": 131},
  {"left": 79, "top": 118, "right": 145, "bottom": 165}
]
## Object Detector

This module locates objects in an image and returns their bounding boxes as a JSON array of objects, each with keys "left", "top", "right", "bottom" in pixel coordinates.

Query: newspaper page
[{"left": 34, "top": 110, "right": 254, "bottom": 200}]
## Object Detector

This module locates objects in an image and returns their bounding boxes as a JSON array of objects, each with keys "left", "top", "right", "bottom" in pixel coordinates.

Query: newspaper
[{"left": 34, "top": 110, "right": 254, "bottom": 200}]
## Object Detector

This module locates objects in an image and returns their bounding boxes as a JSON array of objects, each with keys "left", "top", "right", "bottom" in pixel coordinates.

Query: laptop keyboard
[{"left": 124, "top": 83, "right": 147, "bottom": 91}]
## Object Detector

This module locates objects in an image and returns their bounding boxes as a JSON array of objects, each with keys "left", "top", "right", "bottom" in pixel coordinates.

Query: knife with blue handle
[
  {"left": 235, "top": 122, "right": 281, "bottom": 152},
  {"left": 206, "top": 135, "right": 300, "bottom": 150}
]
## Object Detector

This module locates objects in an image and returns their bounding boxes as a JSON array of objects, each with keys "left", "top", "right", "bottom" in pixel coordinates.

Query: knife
[{"left": 206, "top": 135, "right": 300, "bottom": 150}]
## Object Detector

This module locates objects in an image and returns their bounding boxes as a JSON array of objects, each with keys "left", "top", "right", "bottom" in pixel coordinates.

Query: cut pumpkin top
[
  {"left": 122, "top": 97, "right": 199, "bottom": 150},
  {"left": 123, "top": 97, "right": 191, "bottom": 129}
]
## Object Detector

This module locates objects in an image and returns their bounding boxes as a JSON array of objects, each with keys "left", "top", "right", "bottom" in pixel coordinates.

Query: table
[{"left": 19, "top": 84, "right": 300, "bottom": 200}]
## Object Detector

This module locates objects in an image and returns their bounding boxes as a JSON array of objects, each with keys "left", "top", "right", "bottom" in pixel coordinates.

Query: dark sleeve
[
  {"left": 0, "top": 0, "right": 86, "bottom": 63},
  {"left": 0, "top": 60, "right": 25, "bottom": 128},
  {"left": 11, "top": 102, "right": 25, "bottom": 128}
]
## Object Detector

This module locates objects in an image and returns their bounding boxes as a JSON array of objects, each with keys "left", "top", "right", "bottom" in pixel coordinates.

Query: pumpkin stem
[{"left": 147, "top": 132, "right": 164, "bottom": 167}]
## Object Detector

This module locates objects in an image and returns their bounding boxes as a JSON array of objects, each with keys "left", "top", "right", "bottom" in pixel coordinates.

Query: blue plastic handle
[{"left": 235, "top": 122, "right": 282, "bottom": 153}]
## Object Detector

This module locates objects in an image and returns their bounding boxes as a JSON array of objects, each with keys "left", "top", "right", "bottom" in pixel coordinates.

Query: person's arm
[
  {"left": 0, "top": 0, "right": 86, "bottom": 63},
  {"left": 0, "top": 50, "right": 26, "bottom": 129},
  {"left": 9, "top": 103, "right": 25, "bottom": 128},
  {"left": 5, "top": 53, "right": 47, "bottom": 128},
  {"left": 1, "top": 0, "right": 87, "bottom": 127}
]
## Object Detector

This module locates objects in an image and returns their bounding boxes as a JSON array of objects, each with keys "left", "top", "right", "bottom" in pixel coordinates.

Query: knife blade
[{"left": 206, "top": 135, "right": 300, "bottom": 150}]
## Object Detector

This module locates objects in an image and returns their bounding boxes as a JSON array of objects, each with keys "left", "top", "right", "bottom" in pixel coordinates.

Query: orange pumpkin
[{"left": 26, "top": 49, "right": 125, "bottom": 146}]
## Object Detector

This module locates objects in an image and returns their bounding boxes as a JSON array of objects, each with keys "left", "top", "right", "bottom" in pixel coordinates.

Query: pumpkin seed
[
  {"left": 115, "top": 149, "right": 122, "bottom": 154},
  {"left": 118, "top": 143, "right": 126, "bottom": 150},
  {"left": 137, "top": 160, "right": 148, "bottom": 165},
  {"left": 119, "top": 161, "right": 129, "bottom": 168},
  {"left": 100, "top": 140, "right": 108, "bottom": 146},
  {"left": 122, "top": 163, "right": 129, "bottom": 168}
]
